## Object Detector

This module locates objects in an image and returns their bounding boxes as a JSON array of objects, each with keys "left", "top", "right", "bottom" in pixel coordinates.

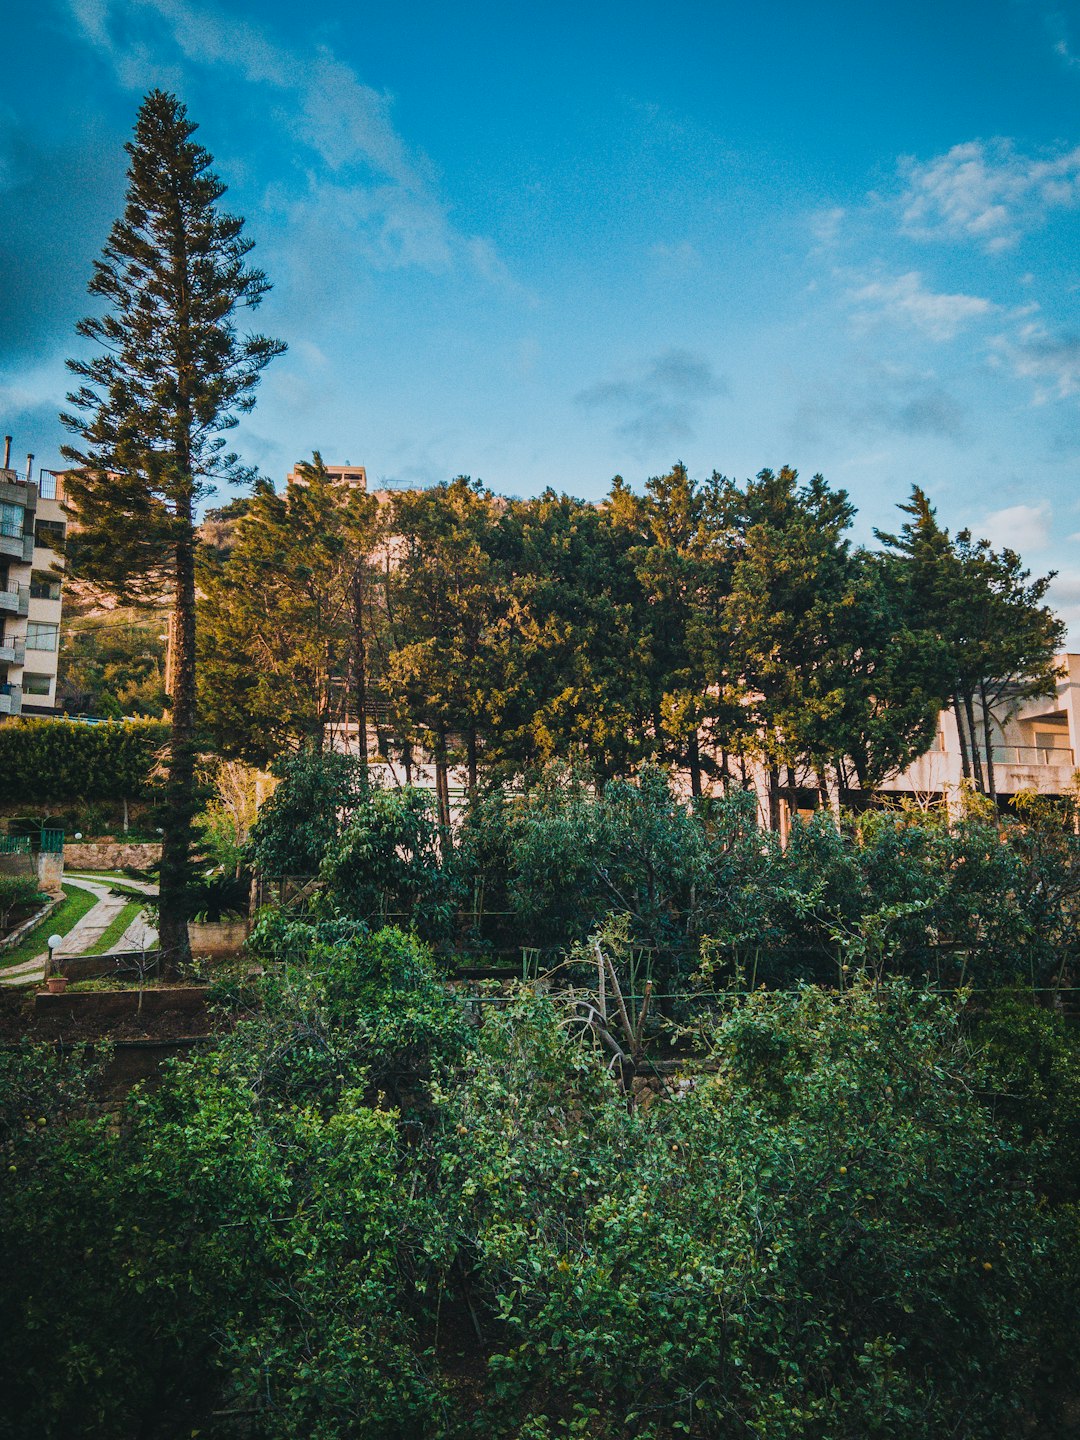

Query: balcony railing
[
  {"left": 976, "top": 745, "right": 1076, "bottom": 767},
  {"left": 0, "top": 685, "right": 23, "bottom": 716},
  {"left": 0, "top": 531, "right": 33, "bottom": 563},
  {"left": 0, "top": 641, "right": 24, "bottom": 665},
  {"left": 0, "top": 584, "right": 29, "bottom": 617},
  {"left": 0, "top": 476, "right": 34, "bottom": 508},
  {"left": 37, "top": 471, "right": 60, "bottom": 501}
]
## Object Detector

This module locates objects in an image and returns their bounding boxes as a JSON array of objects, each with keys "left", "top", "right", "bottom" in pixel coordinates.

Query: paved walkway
[{"left": 0, "top": 873, "right": 159, "bottom": 988}]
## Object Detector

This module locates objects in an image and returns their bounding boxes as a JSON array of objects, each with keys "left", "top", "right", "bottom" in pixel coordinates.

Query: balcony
[
  {"left": 0, "top": 641, "right": 24, "bottom": 665},
  {"left": 0, "top": 521, "right": 33, "bottom": 563},
  {"left": 0, "top": 585, "right": 29, "bottom": 617},
  {"left": 978, "top": 745, "right": 1075, "bottom": 767},
  {"left": 0, "top": 686, "right": 23, "bottom": 716}
]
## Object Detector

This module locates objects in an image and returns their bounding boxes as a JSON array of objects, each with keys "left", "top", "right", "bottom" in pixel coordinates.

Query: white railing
[{"left": 977, "top": 745, "right": 1075, "bottom": 767}]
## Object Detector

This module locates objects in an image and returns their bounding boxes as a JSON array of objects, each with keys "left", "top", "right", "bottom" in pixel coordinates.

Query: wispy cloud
[
  {"left": 846, "top": 270, "right": 995, "bottom": 341},
  {"left": 791, "top": 360, "right": 966, "bottom": 447},
  {"left": 64, "top": 0, "right": 513, "bottom": 283},
  {"left": 649, "top": 240, "right": 701, "bottom": 271},
  {"left": 991, "top": 322, "right": 1080, "bottom": 402},
  {"left": 576, "top": 349, "right": 727, "bottom": 449},
  {"left": 809, "top": 206, "right": 845, "bottom": 251},
  {"left": 1045, "top": 9, "right": 1080, "bottom": 70},
  {"left": 899, "top": 138, "right": 1080, "bottom": 251},
  {"left": 979, "top": 501, "right": 1051, "bottom": 551}
]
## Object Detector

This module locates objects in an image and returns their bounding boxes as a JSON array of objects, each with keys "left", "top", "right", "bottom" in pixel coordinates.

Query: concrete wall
[
  {"left": 36, "top": 849, "right": 63, "bottom": 894},
  {"left": 188, "top": 919, "right": 248, "bottom": 956},
  {"left": 64, "top": 840, "right": 161, "bottom": 872}
]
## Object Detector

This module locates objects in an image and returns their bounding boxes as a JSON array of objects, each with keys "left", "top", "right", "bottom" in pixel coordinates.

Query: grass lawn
[
  {"left": 92, "top": 899, "right": 146, "bottom": 954},
  {"left": 0, "top": 884, "right": 99, "bottom": 971}
]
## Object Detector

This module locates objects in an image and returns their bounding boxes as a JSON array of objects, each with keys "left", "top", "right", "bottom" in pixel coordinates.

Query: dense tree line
[{"left": 198, "top": 461, "right": 1064, "bottom": 828}]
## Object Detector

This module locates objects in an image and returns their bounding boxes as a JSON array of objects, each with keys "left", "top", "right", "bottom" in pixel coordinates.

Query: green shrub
[
  {"left": 0, "top": 875, "right": 42, "bottom": 934},
  {"left": 0, "top": 718, "right": 167, "bottom": 805}
]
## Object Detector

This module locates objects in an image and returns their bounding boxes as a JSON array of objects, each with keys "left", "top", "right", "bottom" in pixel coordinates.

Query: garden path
[{"left": 0, "top": 874, "right": 158, "bottom": 986}]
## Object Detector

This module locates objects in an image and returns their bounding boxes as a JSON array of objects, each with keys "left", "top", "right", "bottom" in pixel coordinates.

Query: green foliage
[
  {"left": 248, "top": 748, "right": 367, "bottom": 876},
  {"left": 1, "top": 946, "right": 1076, "bottom": 1436},
  {"left": 433, "top": 983, "right": 1072, "bottom": 1438},
  {"left": 321, "top": 785, "right": 467, "bottom": 943},
  {"left": 0, "top": 718, "right": 167, "bottom": 804},
  {"left": 457, "top": 767, "right": 1080, "bottom": 991},
  {"left": 58, "top": 610, "right": 167, "bottom": 718},
  {"left": 0, "top": 875, "right": 43, "bottom": 933},
  {"left": 878, "top": 487, "right": 1065, "bottom": 798},
  {"left": 198, "top": 455, "right": 382, "bottom": 764}
]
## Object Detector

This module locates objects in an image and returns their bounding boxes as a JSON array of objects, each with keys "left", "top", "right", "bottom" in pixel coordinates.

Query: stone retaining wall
[{"left": 64, "top": 840, "right": 162, "bottom": 872}]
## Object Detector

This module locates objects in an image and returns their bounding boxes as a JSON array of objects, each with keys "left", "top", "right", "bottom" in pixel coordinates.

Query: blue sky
[{"left": 5, "top": 1, "right": 1080, "bottom": 630}]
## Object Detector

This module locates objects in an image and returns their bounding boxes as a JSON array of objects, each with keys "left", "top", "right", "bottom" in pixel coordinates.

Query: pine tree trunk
[
  {"left": 467, "top": 727, "right": 478, "bottom": 797},
  {"left": 351, "top": 559, "right": 369, "bottom": 778},
  {"left": 767, "top": 765, "right": 781, "bottom": 832},
  {"left": 158, "top": 533, "right": 196, "bottom": 978},
  {"left": 687, "top": 729, "right": 702, "bottom": 798},
  {"left": 434, "top": 731, "right": 452, "bottom": 842},
  {"left": 952, "top": 691, "right": 971, "bottom": 781},
  {"left": 979, "top": 682, "right": 997, "bottom": 803},
  {"left": 963, "top": 691, "right": 985, "bottom": 793}
]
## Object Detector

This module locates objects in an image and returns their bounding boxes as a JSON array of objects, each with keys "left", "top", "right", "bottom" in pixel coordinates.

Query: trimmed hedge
[{"left": 0, "top": 719, "right": 168, "bottom": 804}]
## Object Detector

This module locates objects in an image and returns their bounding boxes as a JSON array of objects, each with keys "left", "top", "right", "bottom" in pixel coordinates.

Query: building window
[
  {"left": 1, "top": 502, "right": 23, "bottom": 540},
  {"left": 26, "top": 622, "right": 58, "bottom": 652},
  {"left": 22, "top": 673, "right": 51, "bottom": 696},
  {"left": 34, "top": 518, "right": 65, "bottom": 549},
  {"left": 29, "top": 572, "right": 61, "bottom": 601}
]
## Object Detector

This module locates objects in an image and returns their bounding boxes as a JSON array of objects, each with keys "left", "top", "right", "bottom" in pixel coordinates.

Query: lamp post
[{"left": 46, "top": 933, "right": 62, "bottom": 979}]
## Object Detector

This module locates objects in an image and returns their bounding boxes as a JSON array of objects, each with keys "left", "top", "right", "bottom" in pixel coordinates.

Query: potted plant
[{"left": 45, "top": 974, "right": 68, "bottom": 994}]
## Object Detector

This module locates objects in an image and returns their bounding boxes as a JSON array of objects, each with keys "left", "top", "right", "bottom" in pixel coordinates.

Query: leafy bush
[
  {"left": 248, "top": 748, "right": 367, "bottom": 877},
  {"left": 1, "top": 957, "right": 1076, "bottom": 1437},
  {"left": 433, "top": 983, "right": 1075, "bottom": 1437},
  {"left": 0, "top": 875, "right": 43, "bottom": 934},
  {"left": 321, "top": 785, "right": 465, "bottom": 944}
]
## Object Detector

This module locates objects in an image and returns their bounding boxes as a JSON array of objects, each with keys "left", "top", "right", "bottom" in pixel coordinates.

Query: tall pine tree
[{"left": 61, "top": 90, "right": 285, "bottom": 972}]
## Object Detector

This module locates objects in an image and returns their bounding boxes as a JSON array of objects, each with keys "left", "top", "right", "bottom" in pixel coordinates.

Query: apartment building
[
  {"left": 878, "top": 653, "right": 1080, "bottom": 807},
  {"left": 0, "top": 438, "right": 66, "bottom": 718}
]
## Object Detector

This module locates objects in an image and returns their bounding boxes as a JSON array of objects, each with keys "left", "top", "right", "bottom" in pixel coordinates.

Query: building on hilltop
[
  {"left": 0, "top": 437, "right": 66, "bottom": 719},
  {"left": 286, "top": 461, "right": 367, "bottom": 490}
]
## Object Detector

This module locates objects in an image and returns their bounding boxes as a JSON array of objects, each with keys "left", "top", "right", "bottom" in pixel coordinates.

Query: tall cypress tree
[{"left": 61, "top": 90, "right": 285, "bottom": 972}]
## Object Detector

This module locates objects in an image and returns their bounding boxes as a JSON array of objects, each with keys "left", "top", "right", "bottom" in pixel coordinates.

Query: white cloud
[
  {"left": 847, "top": 270, "right": 994, "bottom": 342},
  {"left": 899, "top": 139, "right": 1080, "bottom": 251},
  {"left": 64, "top": 0, "right": 513, "bottom": 286},
  {"left": 650, "top": 239, "right": 701, "bottom": 269},
  {"left": 992, "top": 322, "right": 1080, "bottom": 402},
  {"left": 979, "top": 501, "right": 1051, "bottom": 552},
  {"left": 809, "top": 206, "right": 845, "bottom": 250}
]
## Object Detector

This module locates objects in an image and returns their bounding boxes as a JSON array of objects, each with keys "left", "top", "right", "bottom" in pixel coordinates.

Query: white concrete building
[
  {"left": 0, "top": 440, "right": 66, "bottom": 718},
  {"left": 879, "top": 653, "right": 1080, "bottom": 807}
]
